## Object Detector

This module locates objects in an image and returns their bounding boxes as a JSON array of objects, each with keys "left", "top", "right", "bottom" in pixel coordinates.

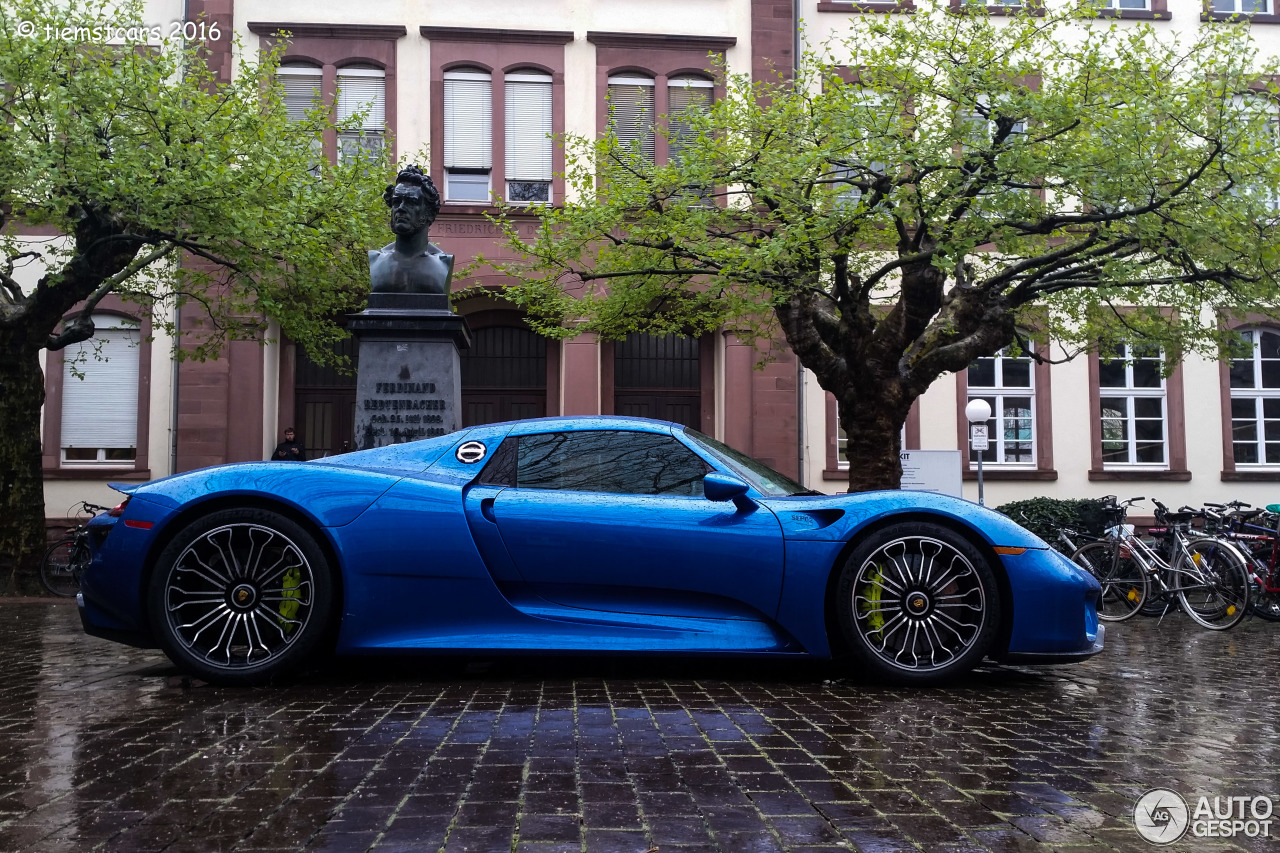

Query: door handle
[{"left": 480, "top": 497, "right": 497, "bottom": 523}]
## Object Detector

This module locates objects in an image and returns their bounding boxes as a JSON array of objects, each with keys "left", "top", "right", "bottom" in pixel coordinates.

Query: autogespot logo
[
  {"left": 1134, "top": 788, "right": 1190, "bottom": 844},
  {"left": 1134, "top": 788, "right": 1275, "bottom": 844}
]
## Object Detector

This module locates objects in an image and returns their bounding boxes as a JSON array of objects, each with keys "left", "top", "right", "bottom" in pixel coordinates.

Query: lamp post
[{"left": 964, "top": 399, "right": 992, "bottom": 506}]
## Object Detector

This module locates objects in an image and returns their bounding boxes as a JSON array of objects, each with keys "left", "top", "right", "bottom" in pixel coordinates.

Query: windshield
[{"left": 683, "top": 428, "right": 807, "bottom": 497}]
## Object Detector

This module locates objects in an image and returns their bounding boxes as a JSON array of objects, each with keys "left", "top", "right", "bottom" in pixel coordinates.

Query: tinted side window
[
  {"left": 516, "top": 431, "right": 709, "bottom": 496},
  {"left": 476, "top": 437, "right": 517, "bottom": 486}
]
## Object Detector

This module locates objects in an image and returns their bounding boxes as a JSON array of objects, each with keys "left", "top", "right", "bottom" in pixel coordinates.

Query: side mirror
[{"left": 703, "top": 473, "right": 755, "bottom": 510}]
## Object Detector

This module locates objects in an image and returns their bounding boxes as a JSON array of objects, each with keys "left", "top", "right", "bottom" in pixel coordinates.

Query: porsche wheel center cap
[
  {"left": 230, "top": 584, "right": 258, "bottom": 611},
  {"left": 906, "top": 592, "right": 931, "bottom": 616}
]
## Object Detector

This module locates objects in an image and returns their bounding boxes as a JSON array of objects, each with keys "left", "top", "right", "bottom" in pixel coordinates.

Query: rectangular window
[
  {"left": 336, "top": 67, "right": 386, "bottom": 164},
  {"left": 505, "top": 71, "right": 553, "bottom": 204},
  {"left": 1098, "top": 342, "right": 1166, "bottom": 466},
  {"left": 607, "top": 75, "right": 656, "bottom": 164},
  {"left": 1230, "top": 328, "right": 1280, "bottom": 464},
  {"left": 1097, "top": 0, "right": 1150, "bottom": 7},
  {"left": 444, "top": 68, "right": 493, "bottom": 201},
  {"left": 61, "top": 318, "right": 139, "bottom": 464},
  {"left": 967, "top": 348, "right": 1035, "bottom": 465}
]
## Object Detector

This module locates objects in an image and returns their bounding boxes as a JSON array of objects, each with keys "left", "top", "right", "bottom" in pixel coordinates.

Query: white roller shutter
[
  {"left": 444, "top": 68, "right": 493, "bottom": 170},
  {"left": 61, "top": 318, "right": 139, "bottom": 455},
  {"left": 608, "top": 75, "right": 655, "bottom": 163},
  {"left": 278, "top": 65, "right": 323, "bottom": 122},
  {"left": 337, "top": 66, "right": 385, "bottom": 131},
  {"left": 667, "top": 75, "right": 712, "bottom": 161},
  {"left": 505, "top": 72, "right": 552, "bottom": 182}
]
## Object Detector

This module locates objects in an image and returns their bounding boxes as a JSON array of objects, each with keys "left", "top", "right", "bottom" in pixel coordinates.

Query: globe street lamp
[{"left": 964, "top": 398, "right": 993, "bottom": 506}]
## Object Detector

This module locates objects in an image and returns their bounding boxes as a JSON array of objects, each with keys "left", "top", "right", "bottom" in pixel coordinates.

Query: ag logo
[
  {"left": 1134, "top": 788, "right": 1189, "bottom": 844},
  {"left": 237, "top": 589, "right": 249, "bottom": 603}
]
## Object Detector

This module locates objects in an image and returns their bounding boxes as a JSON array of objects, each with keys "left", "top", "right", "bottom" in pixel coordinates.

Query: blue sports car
[{"left": 78, "top": 417, "right": 1103, "bottom": 686}]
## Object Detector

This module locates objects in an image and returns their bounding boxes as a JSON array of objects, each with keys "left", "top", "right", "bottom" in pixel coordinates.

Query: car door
[{"left": 482, "top": 429, "right": 786, "bottom": 620}]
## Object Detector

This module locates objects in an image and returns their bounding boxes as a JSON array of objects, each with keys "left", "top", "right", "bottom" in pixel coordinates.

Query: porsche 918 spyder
[{"left": 78, "top": 417, "right": 1103, "bottom": 685}]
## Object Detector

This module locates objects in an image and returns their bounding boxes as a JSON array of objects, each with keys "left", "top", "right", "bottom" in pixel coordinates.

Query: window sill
[
  {"left": 1093, "top": 7, "right": 1171, "bottom": 17},
  {"left": 1202, "top": 11, "right": 1280, "bottom": 21},
  {"left": 44, "top": 468, "right": 151, "bottom": 480},
  {"left": 963, "top": 468, "right": 1058, "bottom": 481},
  {"left": 823, "top": 468, "right": 850, "bottom": 482},
  {"left": 1221, "top": 469, "right": 1280, "bottom": 481},
  {"left": 816, "top": 1, "right": 916, "bottom": 11},
  {"left": 1089, "top": 468, "right": 1191, "bottom": 481},
  {"left": 948, "top": 4, "right": 1047, "bottom": 15},
  {"left": 439, "top": 202, "right": 552, "bottom": 216}
]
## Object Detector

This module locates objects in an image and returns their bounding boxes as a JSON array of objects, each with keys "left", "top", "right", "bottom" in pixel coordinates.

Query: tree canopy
[
  {"left": 488, "top": 4, "right": 1280, "bottom": 491},
  {"left": 0, "top": 0, "right": 389, "bottom": 575}
]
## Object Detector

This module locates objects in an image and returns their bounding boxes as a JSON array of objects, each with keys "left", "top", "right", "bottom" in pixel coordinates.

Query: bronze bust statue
[{"left": 369, "top": 166, "right": 454, "bottom": 295}]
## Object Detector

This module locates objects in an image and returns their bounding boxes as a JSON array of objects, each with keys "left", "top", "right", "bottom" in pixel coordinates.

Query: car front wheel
[
  {"left": 147, "top": 508, "right": 334, "bottom": 686},
  {"left": 836, "top": 522, "right": 1000, "bottom": 685}
]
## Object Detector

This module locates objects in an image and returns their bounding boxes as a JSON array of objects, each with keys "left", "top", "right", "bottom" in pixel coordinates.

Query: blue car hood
[{"left": 764, "top": 489, "right": 1048, "bottom": 549}]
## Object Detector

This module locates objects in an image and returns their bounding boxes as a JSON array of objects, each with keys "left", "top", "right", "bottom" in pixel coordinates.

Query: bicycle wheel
[
  {"left": 1071, "top": 541, "right": 1147, "bottom": 621},
  {"left": 40, "top": 539, "right": 81, "bottom": 597},
  {"left": 1179, "top": 539, "right": 1251, "bottom": 630}
]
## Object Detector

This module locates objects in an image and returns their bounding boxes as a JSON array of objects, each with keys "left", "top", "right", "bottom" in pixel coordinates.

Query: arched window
[
  {"left": 607, "top": 74, "right": 656, "bottom": 163},
  {"left": 61, "top": 315, "right": 139, "bottom": 464},
  {"left": 1229, "top": 327, "right": 1280, "bottom": 464}
]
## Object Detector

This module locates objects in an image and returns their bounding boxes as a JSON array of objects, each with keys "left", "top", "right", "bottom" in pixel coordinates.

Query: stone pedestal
[{"left": 348, "top": 293, "right": 471, "bottom": 451}]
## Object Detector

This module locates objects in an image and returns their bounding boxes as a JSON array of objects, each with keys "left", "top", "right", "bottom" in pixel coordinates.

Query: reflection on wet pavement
[{"left": 0, "top": 602, "right": 1276, "bottom": 852}]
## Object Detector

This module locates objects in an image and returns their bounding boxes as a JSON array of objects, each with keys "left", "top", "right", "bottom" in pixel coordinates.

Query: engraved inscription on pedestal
[{"left": 352, "top": 338, "right": 463, "bottom": 451}]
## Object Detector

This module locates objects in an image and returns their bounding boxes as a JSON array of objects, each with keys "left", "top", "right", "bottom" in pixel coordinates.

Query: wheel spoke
[
  {"left": 851, "top": 535, "right": 988, "bottom": 674},
  {"left": 163, "top": 521, "right": 318, "bottom": 673}
]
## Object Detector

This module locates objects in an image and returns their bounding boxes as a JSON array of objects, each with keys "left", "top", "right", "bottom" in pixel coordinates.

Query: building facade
[{"left": 30, "top": 0, "right": 1280, "bottom": 523}]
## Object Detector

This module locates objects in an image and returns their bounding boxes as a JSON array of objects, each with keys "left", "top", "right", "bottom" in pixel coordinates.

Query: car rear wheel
[
  {"left": 836, "top": 522, "right": 1000, "bottom": 685},
  {"left": 147, "top": 508, "right": 334, "bottom": 686}
]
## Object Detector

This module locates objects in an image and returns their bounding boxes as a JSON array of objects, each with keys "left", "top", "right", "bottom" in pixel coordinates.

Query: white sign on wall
[{"left": 899, "top": 450, "right": 963, "bottom": 497}]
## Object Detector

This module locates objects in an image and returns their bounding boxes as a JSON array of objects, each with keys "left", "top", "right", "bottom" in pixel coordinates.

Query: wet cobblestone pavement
[{"left": 1, "top": 603, "right": 1278, "bottom": 852}]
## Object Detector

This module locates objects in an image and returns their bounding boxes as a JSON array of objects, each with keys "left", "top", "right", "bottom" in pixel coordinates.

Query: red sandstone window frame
[
  {"left": 587, "top": 32, "right": 735, "bottom": 171},
  {"left": 421, "top": 27, "right": 574, "bottom": 212},
  {"left": 953, "top": 340, "right": 1057, "bottom": 481},
  {"left": 248, "top": 22, "right": 406, "bottom": 165},
  {"left": 1219, "top": 316, "right": 1280, "bottom": 481},
  {"left": 41, "top": 303, "right": 153, "bottom": 480},
  {"left": 1086, "top": 330, "right": 1189, "bottom": 482}
]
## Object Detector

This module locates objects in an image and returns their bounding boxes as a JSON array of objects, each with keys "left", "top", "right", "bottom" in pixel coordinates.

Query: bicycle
[
  {"left": 40, "top": 501, "right": 108, "bottom": 597},
  {"left": 1069, "top": 497, "right": 1252, "bottom": 630},
  {"left": 1207, "top": 501, "right": 1280, "bottom": 622}
]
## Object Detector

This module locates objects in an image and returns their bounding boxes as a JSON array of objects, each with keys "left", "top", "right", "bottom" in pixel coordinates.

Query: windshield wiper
[{"left": 789, "top": 489, "right": 824, "bottom": 497}]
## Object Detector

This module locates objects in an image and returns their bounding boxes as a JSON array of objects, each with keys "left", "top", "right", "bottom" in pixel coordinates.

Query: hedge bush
[{"left": 995, "top": 497, "right": 1110, "bottom": 546}]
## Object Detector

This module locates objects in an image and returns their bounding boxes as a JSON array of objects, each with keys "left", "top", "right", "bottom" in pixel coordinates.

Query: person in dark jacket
[{"left": 271, "top": 427, "right": 307, "bottom": 461}]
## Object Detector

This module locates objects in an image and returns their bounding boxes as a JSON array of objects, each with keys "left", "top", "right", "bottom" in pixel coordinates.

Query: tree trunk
[
  {"left": 838, "top": 379, "right": 914, "bottom": 493},
  {"left": 0, "top": 330, "right": 48, "bottom": 590}
]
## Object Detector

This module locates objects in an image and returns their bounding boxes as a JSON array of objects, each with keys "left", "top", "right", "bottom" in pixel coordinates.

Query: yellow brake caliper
[
  {"left": 279, "top": 566, "right": 301, "bottom": 631},
  {"left": 860, "top": 566, "right": 886, "bottom": 636}
]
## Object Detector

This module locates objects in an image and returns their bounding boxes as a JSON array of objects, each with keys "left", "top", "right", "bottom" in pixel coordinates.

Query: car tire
[
  {"left": 836, "top": 521, "right": 1000, "bottom": 685},
  {"left": 147, "top": 508, "right": 334, "bottom": 686}
]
